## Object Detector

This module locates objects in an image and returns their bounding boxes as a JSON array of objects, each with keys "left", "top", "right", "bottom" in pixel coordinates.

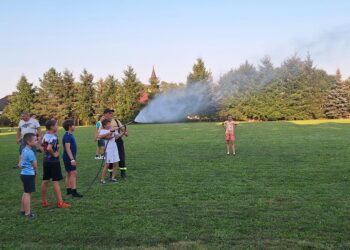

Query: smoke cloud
[
  {"left": 135, "top": 82, "right": 215, "bottom": 123},
  {"left": 295, "top": 25, "right": 350, "bottom": 77}
]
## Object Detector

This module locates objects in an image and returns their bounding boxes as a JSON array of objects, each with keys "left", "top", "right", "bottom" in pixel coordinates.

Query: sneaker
[
  {"left": 71, "top": 191, "right": 83, "bottom": 198},
  {"left": 24, "top": 212, "right": 36, "bottom": 219},
  {"left": 111, "top": 178, "right": 118, "bottom": 183},
  {"left": 100, "top": 179, "right": 106, "bottom": 184},
  {"left": 233, "top": 152, "right": 236, "bottom": 155},
  {"left": 95, "top": 155, "right": 100, "bottom": 160},
  {"left": 42, "top": 200, "right": 50, "bottom": 208},
  {"left": 57, "top": 201, "right": 71, "bottom": 208},
  {"left": 227, "top": 152, "right": 230, "bottom": 155}
]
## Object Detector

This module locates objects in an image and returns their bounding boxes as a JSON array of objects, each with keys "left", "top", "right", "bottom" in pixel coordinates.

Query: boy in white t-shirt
[{"left": 98, "top": 119, "right": 125, "bottom": 184}]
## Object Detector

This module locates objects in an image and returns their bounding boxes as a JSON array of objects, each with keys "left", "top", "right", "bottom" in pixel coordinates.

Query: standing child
[
  {"left": 98, "top": 119, "right": 123, "bottom": 184},
  {"left": 223, "top": 115, "right": 238, "bottom": 155},
  {"left": 20, "top": 133, "right": 38, "bottom": 219},
  {"left": 95, "top": 114, "right": 105, "bottom": 160},
  {"left": 41, "top": 120, "right": 71, "bottom": 208},
  {"left": 62, "top": 119, "right": 83, "bottom": 198}
]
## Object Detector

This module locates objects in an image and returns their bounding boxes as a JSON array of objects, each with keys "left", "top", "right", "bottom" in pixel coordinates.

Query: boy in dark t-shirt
[
  {"left": 41, "top": 119, "right": 71, "bottom": 208},
  {"left": 62, "top": 119, "right": 82, "bottom": 198}
]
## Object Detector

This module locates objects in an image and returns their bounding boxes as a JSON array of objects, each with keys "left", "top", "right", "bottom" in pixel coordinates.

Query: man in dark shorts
[{"left": 41, "top": 119, "right": 71, "bottom": 208}]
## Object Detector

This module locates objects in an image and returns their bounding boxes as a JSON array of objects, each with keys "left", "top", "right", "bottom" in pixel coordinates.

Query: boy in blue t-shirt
[
  {"left": 62, "top": 119, "right": 82, "bottom": 198},
  {"left": 20, "top": 133, "right": 38, "bottom": 219}
]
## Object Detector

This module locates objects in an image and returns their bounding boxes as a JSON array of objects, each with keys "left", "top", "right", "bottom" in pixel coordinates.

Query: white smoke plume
[{"left": 135, "top": 82, "right": 215, "bottom": 123}]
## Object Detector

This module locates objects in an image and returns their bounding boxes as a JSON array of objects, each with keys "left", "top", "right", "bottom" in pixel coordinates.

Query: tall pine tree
[
  {"left": 35, "top": 68, "right": 63, "bottom": 121},
  {"left": 187, "top": 58, "right": 212, "bottom": 84},
  {"left": 60, "top": 70, "right": 77, "bottom": 121},
  {"left": 102, "top": 75, "right": 118, "bottom": 110},
  {"left": 115, "top": 66, "right": 143, "bottom": 122},
  {"left": 324, "top": 69, "right": 349, "bottom": 118},
  {"left": 95, "top": 78, "right": 105, "bottom": 116},
  {"left": 3, "top": 75, "right": 37, "bottom": 123},
  {"left": 76, "top": 69, "right": 95, "bottom": 125}
]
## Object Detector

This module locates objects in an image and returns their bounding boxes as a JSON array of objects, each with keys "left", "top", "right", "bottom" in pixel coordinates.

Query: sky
[{"left": 1, "top": 0, "right": 350, "bottom": 97}]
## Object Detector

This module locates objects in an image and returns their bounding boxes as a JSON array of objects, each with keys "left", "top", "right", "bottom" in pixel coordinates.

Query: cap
[{"left": 103, "top": 108, "right": 115, "bottom": 114}]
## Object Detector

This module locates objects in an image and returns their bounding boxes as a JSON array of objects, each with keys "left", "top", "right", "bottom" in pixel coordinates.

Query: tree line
[
  {"left": 2, "top": 55, "right": 350, "bottom": 126},
  {"left": 216, "top": 55, "right": 350, "bottom": 121},
  {"left": 3, "top": 66, "right": 154, "bottom": 125}
]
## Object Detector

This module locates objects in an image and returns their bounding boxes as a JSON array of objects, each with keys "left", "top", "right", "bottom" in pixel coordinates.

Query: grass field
[{"left": 0, "top": 122, "right": 349, "bottom": 249}]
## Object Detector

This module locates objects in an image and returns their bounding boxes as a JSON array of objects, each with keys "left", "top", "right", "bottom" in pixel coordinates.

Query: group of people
[
  {"left": 17, "top": 109, "right": 235, "bottom": 219},
  {"left": 17, "top": 108, "right": 128, "bottom": 219},
  {"left": 94, "top": 108, "right": 128, "bottom": 183}
]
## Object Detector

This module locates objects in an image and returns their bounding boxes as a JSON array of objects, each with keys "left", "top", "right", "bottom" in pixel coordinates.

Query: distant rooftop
[{"left": 0, "top": 95, "right": 9, "bottom": 113}]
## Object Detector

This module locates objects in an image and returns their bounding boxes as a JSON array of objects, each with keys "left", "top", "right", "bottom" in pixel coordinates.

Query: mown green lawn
[{"left": 0, "top": 122, "right": 349, "bottom": 249}]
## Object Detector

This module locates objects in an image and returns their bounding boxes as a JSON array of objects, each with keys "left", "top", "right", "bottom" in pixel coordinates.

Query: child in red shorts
[{"left": 223, "top": 115, "right": 238, "bottom": 155}]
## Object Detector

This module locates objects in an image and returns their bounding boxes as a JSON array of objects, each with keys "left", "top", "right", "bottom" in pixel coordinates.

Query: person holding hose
[{"left": 103, "top": 108, "right": 128, "bottom": 180}]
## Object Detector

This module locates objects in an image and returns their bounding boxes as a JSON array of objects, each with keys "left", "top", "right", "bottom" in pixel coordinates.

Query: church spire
[{"left": 150, "top": 66, "right": 157, "bottom": 80}]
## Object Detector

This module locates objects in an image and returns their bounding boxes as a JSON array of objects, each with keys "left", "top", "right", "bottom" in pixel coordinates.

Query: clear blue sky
[{"left": 1, "top": 0, "right": 350, "bottom": 97}]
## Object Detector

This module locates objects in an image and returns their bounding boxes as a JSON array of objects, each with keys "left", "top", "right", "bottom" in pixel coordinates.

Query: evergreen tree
[
  {"left": 324, "top": 69, "right": 349, "bottom": 118},
  {"left": 76, "top": 69, "right": 96, "bottom": 125},
  {"left": 102, "top": 75, "right": 118, "bottom": 110},
  {"left": 95, "top": 78, "right": 105, "bottom": 116},
  {"left": 115, "top": 66, "right": 143, "bottom": 122},
  {"left": 3, "top": 75, "right": 37, "bottom": 123},
  {"left": 35, "top": 68, "right": 63, "bottom": 121},
  {"left": 187, "top": 58, "right": 212, "bottom": 84},
  {"left": 60, "top": 70, "right": 77, "bottom": 121},
  {"left": 218, "top": 61, "right": 259, "bottom": 99},
  {"left": 220, "top": 55, "right": 334, "bottom": 121},
  {"left": 258, "top": 56, "right": 275, "bottom": 85},
  {"left": 95, "top": 76, "right": 120, "bottom": 116}
]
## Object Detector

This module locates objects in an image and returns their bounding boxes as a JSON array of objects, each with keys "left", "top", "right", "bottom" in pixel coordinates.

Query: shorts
[
  {"left": 19, "top": 140, "right": 37, "bottom": 155},
  {"left": 21, "top": 175, "right": 36, "bottom": 193},
  {"left": 63, "top": 159, "right": 77, "bottom": 172},
  {"left": 97, "top": 139, "right": 105, "bottom": 147},
  {"left": 43, "top": 161, "right": 63, "bottom": 181},
  {"left": 225, "top": 133, "right": 235, "bottom": 141}
]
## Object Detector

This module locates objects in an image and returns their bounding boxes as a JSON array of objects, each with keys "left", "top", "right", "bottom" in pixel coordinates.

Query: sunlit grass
[
  {"left": 289, "top": 119, "right": 350, "bottom": 125},
  {"left": 0, "top": 122, "right": 349, "bottom": 249}
]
